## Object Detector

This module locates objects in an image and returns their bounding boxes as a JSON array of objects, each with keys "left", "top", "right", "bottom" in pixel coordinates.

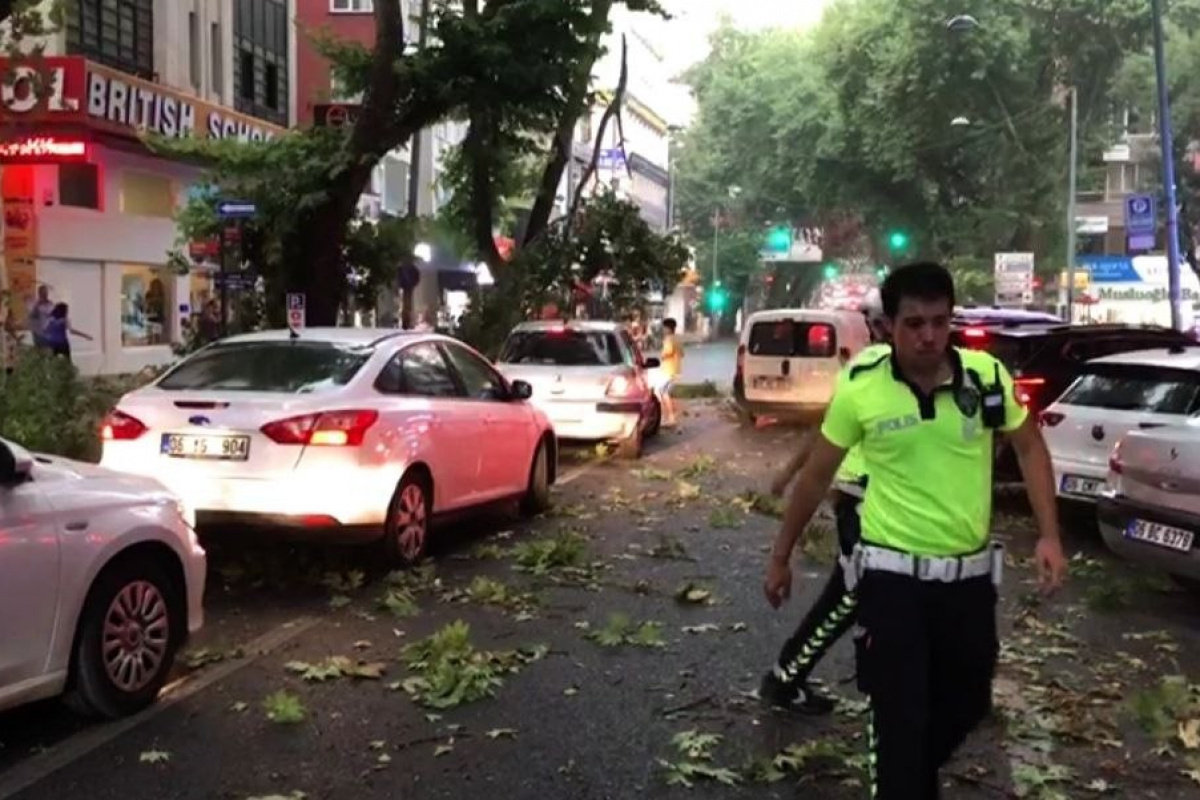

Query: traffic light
[
  {"left": 765, "top": 225, "right": 792, "bottom": 255},
  {"left": 707, "top": 283, "right": 728, "bottom": 313},
  {"left": 887, "top": 230, "right": 910, "bottom": 253},
  {"left": 822, "top": 263, "right": 839, "bottom": 280},
  {"left": 876, "top": 265, "right": 889, "bottom": 279}
]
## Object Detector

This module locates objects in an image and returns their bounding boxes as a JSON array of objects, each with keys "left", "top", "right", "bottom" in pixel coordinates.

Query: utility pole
[
  {"left": 406, "top": 0, "right": 432, "bottom": 218},
  {"left": 1065, "top": 86, "right": 1078, "bottom": 323},
  {"left": 1152, "top": 0, "right": 1183, "bottom": 330}
]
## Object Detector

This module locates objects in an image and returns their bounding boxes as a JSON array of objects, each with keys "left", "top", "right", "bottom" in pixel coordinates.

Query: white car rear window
[
  {"left": 158, "top": 342, "right": 373, "bottom": 393},
  {"left": 748, "top": 321, "right": 837, "bottom": 358},
  {"left": 1058, "top": 365, "right": 1200, "bottom": 414},
  {"left": 500, "top": 330, "right": 624, "bottom": 366}
]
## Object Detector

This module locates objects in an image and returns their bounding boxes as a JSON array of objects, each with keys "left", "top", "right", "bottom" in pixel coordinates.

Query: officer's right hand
[{"left": 764, "top": 558, "right": 793, "bottom": 608}]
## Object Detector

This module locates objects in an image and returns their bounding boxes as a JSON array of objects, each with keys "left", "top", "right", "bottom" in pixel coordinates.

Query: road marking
[
  {"left": 556, "top": 462, "right": 597, "bottom": 486},
  {"left": 0, "top": 616, "right": 321, "bottom": 800}
]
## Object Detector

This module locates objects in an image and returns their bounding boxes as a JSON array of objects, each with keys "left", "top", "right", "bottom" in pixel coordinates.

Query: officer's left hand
[{"left": 1034, "top": 537, "right": 1067, "bottom": 595}]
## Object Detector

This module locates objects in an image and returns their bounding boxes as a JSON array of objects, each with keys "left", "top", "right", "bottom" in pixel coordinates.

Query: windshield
[
  {"left": 499, "top": 330, "right": 626, "bottom": 367},
  {"left": 1058, "top": 365, "right": 1200, "bottom": 415},
  {"left": 157, "top": 341, "right": 373, "bottom": 393},
  {"left": 748, "top": 320, "right": 838, "bottom": 358}
]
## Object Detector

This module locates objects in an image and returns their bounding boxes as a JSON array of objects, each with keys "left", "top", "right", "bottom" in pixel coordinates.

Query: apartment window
[
  {"left": 383, "top": 157, "right": 410, "bottom": 215},
  {"left": 189, "top": 12, "right": 200, "bottom": 89},
  {"left": 58, "top": 164, "right": 101, "bottom": 210},
  {"left": 233, "top": 0, "right": 289, "bottom": 126},
  {"left": 65, "top": 0, "right": 154, "bottom": 80},
  {"left": 331, "top": 0, "right": 374, "bottom": 11},
  {"left": 211, "top": 23, "right": 223, "bottom": 94},
  {"left": 120, "top": 264, "right": 171, "bottom": 347},
  {"left": 120, "top": 171, "right": 174, "bottom": 218}
]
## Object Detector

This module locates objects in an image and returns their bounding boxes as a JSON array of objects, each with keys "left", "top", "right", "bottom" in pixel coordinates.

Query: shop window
[
  {"left": 120, "top": 171, "right": 174, "bottom": 218},
  {"left": 58, "top": 163, "right": 101, "bottom": 209},
  {"left": 120, "top": 264, "right": 171, "bottom": 347}
]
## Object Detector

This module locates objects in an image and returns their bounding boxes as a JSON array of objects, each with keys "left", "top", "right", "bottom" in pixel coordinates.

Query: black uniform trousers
[
  {"left": 774, "top": 489, "right": 862, "bottom": 684},
  {"left": 855, "top": 569, "right": 999, "bottom": 799}
]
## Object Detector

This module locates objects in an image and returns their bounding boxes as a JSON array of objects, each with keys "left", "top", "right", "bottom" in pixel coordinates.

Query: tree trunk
[{"left": 522, "top": 0, "right": 614, "bottom": 249}]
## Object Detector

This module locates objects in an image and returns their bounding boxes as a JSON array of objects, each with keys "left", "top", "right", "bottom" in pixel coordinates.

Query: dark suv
[{"left": 950, "top": 323, "right": 1199, "bottom": 479}]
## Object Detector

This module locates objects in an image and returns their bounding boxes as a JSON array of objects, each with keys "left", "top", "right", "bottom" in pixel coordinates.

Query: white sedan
[
  {"left": 495, "top": 320, "right": 661, "bottom": 458},
  {"left": 99, "top": 329, "right": 557, "bottom": 566},
  {"left": 0, "top": 437, "right": 205, "bottom": 719}
]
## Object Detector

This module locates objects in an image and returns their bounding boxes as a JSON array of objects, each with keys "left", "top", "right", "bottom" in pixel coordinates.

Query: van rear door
[{"left": 743, "top": 317, "right": 841, "bottom": 407}]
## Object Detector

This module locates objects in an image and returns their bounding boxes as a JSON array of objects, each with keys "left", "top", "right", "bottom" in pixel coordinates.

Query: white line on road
[{"left": 0, "top": 616, "right": 321, "bottom": 800}]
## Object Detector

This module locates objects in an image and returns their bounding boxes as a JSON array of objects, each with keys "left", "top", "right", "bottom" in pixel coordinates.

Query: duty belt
[{"left": 842, "top": 543, "right": 1003, "bottom": 591}]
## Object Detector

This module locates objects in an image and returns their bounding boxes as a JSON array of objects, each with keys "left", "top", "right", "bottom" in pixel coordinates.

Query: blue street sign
[
  {"left": 597, "top": 148, "right": 626, "bottom": 170},
  {"left": 216, "top": 199, "right": 257, "bottom": 218},
  {"left": 1124, "top": 193, "right": 1156, "bottom": 235}
]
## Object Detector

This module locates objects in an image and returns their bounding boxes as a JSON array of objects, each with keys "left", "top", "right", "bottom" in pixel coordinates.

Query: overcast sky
[{"left": 657, "top": 0, "right": 832, "bottom": 74}]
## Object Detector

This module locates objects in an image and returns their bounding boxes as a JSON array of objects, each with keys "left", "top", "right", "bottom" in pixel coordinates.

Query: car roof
[
  {"left": 1089, "top": 347, "right": 1200, "bottom": 370},
  {"left": 511, "top": 320, "right": 623, "bottom": 332},
  {"left": 747, "top": 308, "right": 866, "bottom": 324},
  {"left": 219, "top": 328, "right": 421, "bottom": 347}
]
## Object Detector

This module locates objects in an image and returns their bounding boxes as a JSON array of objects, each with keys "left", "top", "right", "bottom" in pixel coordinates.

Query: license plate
[
  {"left": 753, "top": 376, "right": 790, "bottom": 390},
  {"left": 161, "top": 433, "right": 251, "bottom": 461},
  {"left": 1125, "top": 519, "right": 1195, "bottom": 553},
  {"left": 1060, "top": 475, "right": 1105, "bottom": 497}
]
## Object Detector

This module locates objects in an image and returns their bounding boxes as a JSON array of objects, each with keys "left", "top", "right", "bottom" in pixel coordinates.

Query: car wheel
[
  {"left": 520, "top": 438, "right": 552, "bottom": 516},
  {"left": 382, "top": 471, "right": 432, "bottom": 567},
  {"left": 66, "top": 558, "right": 182, "bottom": 719},
  {"left": 644, "top": 397, "right": 662, "bottom": 439},
  {"left": 615, "top": 428, "right": 643, "bottom": 460}
]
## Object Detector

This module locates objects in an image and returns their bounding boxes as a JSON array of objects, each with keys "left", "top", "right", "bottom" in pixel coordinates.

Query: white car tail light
[
  {"left": 1108, "top": 441, "right": 1123, "bottom": 475},
  {"left": 101, "top": 409, "right": 148, "bottom": 441},
  {"left": 261, "top": 410, "right": 379, "bottom": 447}
]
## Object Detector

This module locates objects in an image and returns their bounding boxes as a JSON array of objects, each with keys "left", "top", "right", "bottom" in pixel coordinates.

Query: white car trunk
[{"left": 1114, "top": 422, "right": 1200, "bottom": 515}]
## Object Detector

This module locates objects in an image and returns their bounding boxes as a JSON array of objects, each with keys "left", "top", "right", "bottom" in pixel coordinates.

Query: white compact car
[
  {"left": 100, "top": 329, "right": 556, "bottom": 565},
  {"left": 1040, "top": 346, "right": 1200, "bottom": 503},
  {"left": 1101, "top": 419, "right": 1200, "bottom": 592},
  {"left": 495, "top": 320, "right": 661, "bottom": 458},
  {"left": 0, "top": 437, "right": 206, "bottom": 719}
]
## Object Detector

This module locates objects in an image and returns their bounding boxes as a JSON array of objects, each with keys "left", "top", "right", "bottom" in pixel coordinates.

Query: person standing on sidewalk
[
  {"left": 658, "top": 317, "right": 683, "bottom": 427},
  {"left": 764, "top": 262, "right": 1066, "bottom": 798}
]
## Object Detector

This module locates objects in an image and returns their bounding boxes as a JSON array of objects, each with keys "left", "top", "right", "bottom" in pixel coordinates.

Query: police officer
[
  {"left": 760, "top": 295, "right": 890, "bottom": 715},
  {"left": 764, "top": 262, "right": 1067, "bottom": 798}
]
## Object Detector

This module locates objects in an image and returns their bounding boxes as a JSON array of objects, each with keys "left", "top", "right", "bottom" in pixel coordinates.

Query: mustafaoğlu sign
[
  {"left": 0, "top": 57, "right": 284, "bottom": 143},
  {"left": 1097, "top": 286, "right": 1198, "bottom": 302}
]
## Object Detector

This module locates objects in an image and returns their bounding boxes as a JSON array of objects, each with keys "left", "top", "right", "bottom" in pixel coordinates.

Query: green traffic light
[
  {"left": 822, "top": 263, "right": 839, "bottom": 280},
  {"left": 708, "top": 286, "right": 727, "bottom": 312},
  {"left": 765, "top": 226, "right": 791, "bottom": 252},
  {"left": 887, "top": 230, "right": 909, "bottom": 251}
]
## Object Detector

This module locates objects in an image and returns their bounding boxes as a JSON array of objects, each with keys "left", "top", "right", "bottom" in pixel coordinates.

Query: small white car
[
  {"left": 100, "top": 329, "right": 556, "bottom": 565},
  {"left": 495, "top": 320, "right": 661, "bottom": 458},
  {"left": 0, "top": 437, "right": 206, "bottom": 719},
  {"left": 1101, "top": 419, "right": 1200, "bottom": 592},
  {"left": 1040, "top": 346, "right": 1200, "bottom": 503}
]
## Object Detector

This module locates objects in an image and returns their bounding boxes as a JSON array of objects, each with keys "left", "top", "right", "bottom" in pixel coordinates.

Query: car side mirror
[
  {"left": 0, "top": 439, "right": 33, "bottom": 485},
  {"left": 510, "top": 379, "right": 534, "bottom": 401},
  {"left": 643, "top": 357, "right": 661, "bottom": 369}
]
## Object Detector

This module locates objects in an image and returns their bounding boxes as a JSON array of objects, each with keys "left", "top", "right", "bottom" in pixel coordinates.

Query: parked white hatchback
[
  {"left": 495, "top": 320, "right": 660, "bottom": 458},
  {"left": 1040, "top": 346, "right": 1200, "bottom": 502},
  {"left": 0, "top": 437, "right": 206, "bottom": 718},
  {"left": 100, "top": 329, "right": 556, "bottom": 565}
]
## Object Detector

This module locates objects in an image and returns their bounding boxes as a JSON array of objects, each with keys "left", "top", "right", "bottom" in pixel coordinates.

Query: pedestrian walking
[
  {"left": 760, "top": 297, "right": 890, "bottom": 715},
  {"left": 27, "top": 284, "right": 54, "bottom": 350},
  {"left": 658, "top": 317, "right": 683, "bottom": 427},
  {"left": 764, "top": 262, "right": 1066, "bottom": 799},
  {"left": 43, "top": 302, "right": 93, "bottom": 363}
]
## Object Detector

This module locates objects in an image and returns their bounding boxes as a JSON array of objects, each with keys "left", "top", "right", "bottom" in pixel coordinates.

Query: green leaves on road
[
  {"left": 583, "top": 613, "right": 666, "bottom": 649},
  {"left": 399, "top": 621, "right": 547, "bottom": 709},
  {"left": 262, "top": 691, "right": 308, "bottom": 725},
  {"left": 284, "top": 657, "right": 387, "bottom": 682}
]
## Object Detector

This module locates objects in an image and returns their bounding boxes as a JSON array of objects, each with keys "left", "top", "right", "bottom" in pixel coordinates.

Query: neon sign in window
[{"left": 0, "top": 136, "right": 90, "bottom": 164}]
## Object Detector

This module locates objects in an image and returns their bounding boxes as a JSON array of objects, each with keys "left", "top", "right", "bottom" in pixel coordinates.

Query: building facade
[{"left": 0, "top": 0, "right": 294, "bottom": 375}]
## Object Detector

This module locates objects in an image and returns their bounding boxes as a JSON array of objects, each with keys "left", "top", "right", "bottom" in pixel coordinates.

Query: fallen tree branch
[{"left": 569, "top": 33, "right": 629, "bottom": 224}]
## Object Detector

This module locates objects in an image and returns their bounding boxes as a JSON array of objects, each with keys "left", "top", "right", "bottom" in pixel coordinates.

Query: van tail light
[
  {"left": 261, "top": 410, "right": 379, "bottom": 447},
  {"left": 606, "top": 372, "right": 645, "bottom": 399},
  {"left": 1038, "top": 410, "right": 1065, "bottom": 427},
  {"left": 961, "top": 327, "right": 989, "bottom": 348},
  {"left": 1109, "top": 442, "right": 1123, "bottom": 475},
  {"left": 1015, "top": 376, "right": 1046, "bottom": 407},
  {"left": 101, "top": 410, "right": 148, "bottom": 441}
]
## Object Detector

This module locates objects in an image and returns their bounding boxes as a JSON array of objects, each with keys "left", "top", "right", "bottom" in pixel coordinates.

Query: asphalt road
[
  {"left": 1, "top": 404, "right": 1197, "bottom": 800},
  {"left": 673, "top": 339, "right": 737, "bottom": 388}
]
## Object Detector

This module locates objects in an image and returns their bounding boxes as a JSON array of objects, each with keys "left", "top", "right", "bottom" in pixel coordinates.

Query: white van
[{"left": 736, "top": 308, "right": 872, "bottom": 421}]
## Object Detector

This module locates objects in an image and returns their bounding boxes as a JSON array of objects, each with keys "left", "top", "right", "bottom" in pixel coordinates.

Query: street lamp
[
  {"left": 951, "top": 116, "right": 971, "bottom": 127},
  {"left": 947, "top": 15, "right": 1077, "bottom": 320},
  {"left": 414, "top": 242, "right": 433, "bottom": 262}
]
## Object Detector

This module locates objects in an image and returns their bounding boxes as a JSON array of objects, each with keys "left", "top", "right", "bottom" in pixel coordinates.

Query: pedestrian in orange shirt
[{"left": 659, "top": 317, "right": 683, "bottom": 426}]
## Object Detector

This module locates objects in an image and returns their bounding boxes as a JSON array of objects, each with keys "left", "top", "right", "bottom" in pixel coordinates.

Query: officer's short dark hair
[
  {"left": 880, "top": 261, "right": 956, "bottom": 319},
  {"left": 663, "top": 318, "right": 677, "bottom": 332}
]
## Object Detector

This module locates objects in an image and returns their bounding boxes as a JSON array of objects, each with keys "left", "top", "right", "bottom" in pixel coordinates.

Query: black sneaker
[{"left": 759, "top": 672, "right": 836, "bottom": 716}]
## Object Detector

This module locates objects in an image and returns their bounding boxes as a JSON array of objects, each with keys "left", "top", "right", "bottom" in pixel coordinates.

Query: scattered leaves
[
  {"left": 674, "top": 582, "right": 714, "bottom": 605},
  {"left": 708, "top": 506, "right": 742, "bottom": 529},
  {"left": 486, "top": 728, "right": 518, "bottom": 740},
  {"left": 511, "top": 531, "right": 589, "bottom": 576},
  {"left": 262, "top": 690, "right": 308, "bottom": 724},
  {"left": 677, "top": 455, "right": 717, "bottom": 478},
  {"left": 584, "top": 613, "right": 666, "bottom": 648},
  {"left": 139, "top": 749, "right": 171, "bottom": 765},
  {"left": 632, "top": 466, "right": 672, "bottom": 481},
  {"left": 399, "top": 621, "right": 546, "bottom": 709}
]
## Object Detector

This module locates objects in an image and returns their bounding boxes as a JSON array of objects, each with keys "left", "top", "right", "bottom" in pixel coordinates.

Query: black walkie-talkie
[{"left": 980, "top": 363, "right": 1007, "bottom": 429}]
